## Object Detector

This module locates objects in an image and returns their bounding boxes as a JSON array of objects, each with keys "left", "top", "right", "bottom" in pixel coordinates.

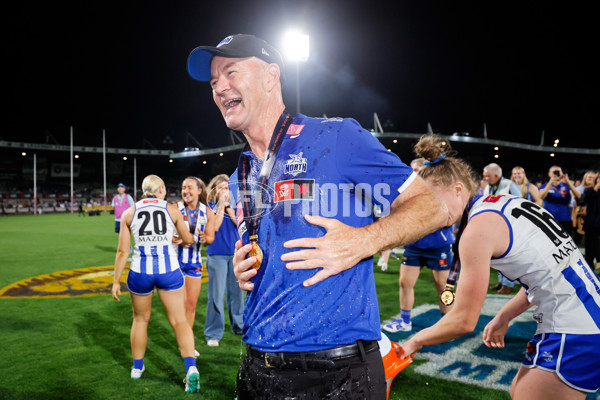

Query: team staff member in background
[
  {"left": 188, "top": 34, "right": 447, "bottom": 399},
  {"left": 483, "top": 163, "right": 521, "bottom": 294},
  {"left": 111, "top": 183, "right": 135, "bottom": 233},
  {"left": 204, "top": 174, "right": 243, "bottom": 348},
  {"left": 111, "top": 174, "right": 200, "bottom": 393},
  {"left": 383, "top": 158, "right": 455, "bottom": 334},
  {"left": 510, "top": 166, "right": 542, "bottom": 206},
  {"left": 173, "top": 176, "right": 215, "bottom": 354},
  {"left": 398, "top": 136, "right": 600, "bottom": 399},
  {"left": 539, "top": 165, "right": 581, "bottom": 237}
]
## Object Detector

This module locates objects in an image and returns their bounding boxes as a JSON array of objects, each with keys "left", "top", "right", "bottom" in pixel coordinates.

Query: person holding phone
[{"left": 539, "top": 166, "right": 581, "bottom": 237}]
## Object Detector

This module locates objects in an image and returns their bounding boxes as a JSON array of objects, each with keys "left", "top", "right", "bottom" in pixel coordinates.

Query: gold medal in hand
[
  {"left": 248, "top": 235, "right": 263, "bottom": 270},
  {"left": 440, "top": 284, "right": 455, "bottom": 306}
]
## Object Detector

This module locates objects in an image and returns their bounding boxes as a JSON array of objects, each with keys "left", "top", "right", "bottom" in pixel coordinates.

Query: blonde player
[
  {"left": 399, "top": 135, "right": 600, "bottom": 399},
  {"left": 111, "top": 174, "right": 200, "bottom": 393}
]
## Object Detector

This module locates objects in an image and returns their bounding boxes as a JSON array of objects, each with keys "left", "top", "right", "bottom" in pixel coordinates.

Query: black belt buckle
[
  {"left": 264, "top": 352, "right": 275, "bottom": 368},
  {"left": 252, "top": 341, "right": 378, "bottom": 370}
]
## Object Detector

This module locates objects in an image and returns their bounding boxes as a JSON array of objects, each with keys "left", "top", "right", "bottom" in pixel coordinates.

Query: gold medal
[
  {"left": 440, "top": 284, "right": 455, "bottom": 306},
  {"left": 248, "top": 235, "right": 263, "bottom": 270}
]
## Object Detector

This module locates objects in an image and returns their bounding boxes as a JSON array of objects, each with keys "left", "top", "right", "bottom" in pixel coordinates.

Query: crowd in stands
[
  {"left": 1, "top": 198, "right": 103, "bottom": 215},
  {"left": 0, "top": 181, "right": 184, "bottom": 216},
  {"left": 2, "top": 166, "right": 598, "bottom": 271}
]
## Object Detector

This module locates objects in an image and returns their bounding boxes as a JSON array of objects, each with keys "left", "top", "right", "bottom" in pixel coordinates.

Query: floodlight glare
[{"left": 283, "top": 31, "right": 309, "bottom": 62}]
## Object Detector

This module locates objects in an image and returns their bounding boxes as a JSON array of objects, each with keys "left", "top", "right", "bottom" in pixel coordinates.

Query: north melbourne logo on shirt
[
  {"left": 284, "top": 152, "right": 307, "bottom": 176},
  {"left": 274, "top": 179, "right": 314, "bottom": 202}
]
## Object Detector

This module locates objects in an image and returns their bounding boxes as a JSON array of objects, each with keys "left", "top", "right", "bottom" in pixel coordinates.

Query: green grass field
[{"left": 0, "top": 212, "right": 519, "bottom": 399}]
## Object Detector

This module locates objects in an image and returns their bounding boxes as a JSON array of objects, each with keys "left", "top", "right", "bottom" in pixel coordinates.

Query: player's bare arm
[
  {"left": 398, "top": 211, "right": 508, "bottom": 357},
  {"left": 111, "top": 205, "right": 134, "bottom": 301},
  {"left": 168, "top": 203, "right": 193, "bottom": 247},
  {"left": 281, "top": 176, "right": 447, "bottom": 287},
  {"left": 199, "top": 207, "right": 216, "bottom": 244},
  {"left": 483, "top": 287, "right": 531, "bottom": 348}
]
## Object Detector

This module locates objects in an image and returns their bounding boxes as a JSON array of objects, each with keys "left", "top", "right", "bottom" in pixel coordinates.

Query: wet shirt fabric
[
  {"left": 230, "top": 113, "right": 415, "bottom": 353},
  {"left": 469, "top": 194, "right": 600, "bottom": 335}
]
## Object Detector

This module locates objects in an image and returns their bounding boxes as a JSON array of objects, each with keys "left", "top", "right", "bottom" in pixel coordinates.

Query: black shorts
[{"left": 236, "top": 340, "right": 386, "bottom": 400}]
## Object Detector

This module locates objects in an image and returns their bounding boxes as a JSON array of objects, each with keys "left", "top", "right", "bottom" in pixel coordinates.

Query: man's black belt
[{"left": 247, "top": 340, "right": 379, "bottom": 370}]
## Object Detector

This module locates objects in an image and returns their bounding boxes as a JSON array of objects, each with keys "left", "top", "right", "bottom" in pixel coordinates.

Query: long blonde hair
[
  {"left": 511, "top": 166, "right": 530, "bottom": 198},
  {"left": 582, "top": 171, "right": 599, "bottom": 189},
  {"left": 141, "top": 174, "right": 165, "bottom": 198}
]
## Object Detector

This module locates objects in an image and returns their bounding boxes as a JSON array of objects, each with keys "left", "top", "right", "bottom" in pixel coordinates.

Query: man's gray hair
[{"left": 484, "top": 163, "right": 502, "bottom": 177}]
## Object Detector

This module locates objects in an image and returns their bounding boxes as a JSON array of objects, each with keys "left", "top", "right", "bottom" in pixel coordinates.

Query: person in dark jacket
[{"left": 582, "top": 172, "right": 600, "bottom": 271}]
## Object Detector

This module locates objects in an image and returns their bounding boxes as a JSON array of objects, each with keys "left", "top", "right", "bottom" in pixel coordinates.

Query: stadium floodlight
[
  {"left": 283, "top": 31, "right": 310, "bottom": 62},
  {"left": 283, "top": 31, "right": 309, "bottom": 115}
]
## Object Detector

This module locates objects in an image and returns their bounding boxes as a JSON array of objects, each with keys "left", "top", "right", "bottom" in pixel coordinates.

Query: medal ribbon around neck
[
  {"left": 441, "top": 196, "right": 476, "bottom": 304},
  {"left": 185, "top": 205, "right": 199, "bottom": 234},
  {"left": 237, "top": 111, "right": 293, "bottom": 268}
]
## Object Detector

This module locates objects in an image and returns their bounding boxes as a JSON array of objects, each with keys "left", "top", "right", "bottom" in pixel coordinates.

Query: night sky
[{"left": 4, "top": 1, "right": 597, "bottom": 151}]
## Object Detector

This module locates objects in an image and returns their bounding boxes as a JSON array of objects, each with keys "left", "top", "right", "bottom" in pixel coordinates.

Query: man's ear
[{"left": 263, "top": 63, "right": 281, "bottom": 92}]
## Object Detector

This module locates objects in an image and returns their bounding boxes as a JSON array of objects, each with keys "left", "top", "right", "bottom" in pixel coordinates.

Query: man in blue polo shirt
[{"left": 188, "top": 34, "right": 447, "bottom": 399}]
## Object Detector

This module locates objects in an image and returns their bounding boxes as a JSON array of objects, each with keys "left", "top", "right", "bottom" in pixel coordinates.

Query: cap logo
[
  {"left": 262, "top": 48, "right": 270, "bottom": 57},
  {"left": 217, "top": 36, "right": 234, "bottom": 48}
]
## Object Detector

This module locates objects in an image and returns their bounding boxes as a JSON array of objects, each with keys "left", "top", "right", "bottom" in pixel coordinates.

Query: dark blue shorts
[
  {"left": 522, "top": 332, "right": 600, "bottom": 392},
  {"left": 126, "top": 269, "right": 185, "bottom": 295},
  {"left": 115, "top": 221, "right": 121, "bottom": 233},
  {"left": 180, "top": 261, "right": 203, "bottom": 278},
  {"left": 401, "top": 245, "right": 453, "bottom": 271}
]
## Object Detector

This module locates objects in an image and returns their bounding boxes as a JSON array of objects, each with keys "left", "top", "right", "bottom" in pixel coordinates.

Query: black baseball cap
[{"left": 187, "top": 34, "right": 285, "bottom": 82}]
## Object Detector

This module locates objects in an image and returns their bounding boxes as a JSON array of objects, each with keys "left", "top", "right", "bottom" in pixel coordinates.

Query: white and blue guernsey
[
  {"left": 130, "top": 197, "right": 180, "bottom": 274},
  {"left": 470, "top": 194, "right": 600, "bottom": 392}
]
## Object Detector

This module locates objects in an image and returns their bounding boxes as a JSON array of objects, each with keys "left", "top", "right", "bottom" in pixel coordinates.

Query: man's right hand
[{"left": 233, "top": 240, "right": 258, "bottom": 291}]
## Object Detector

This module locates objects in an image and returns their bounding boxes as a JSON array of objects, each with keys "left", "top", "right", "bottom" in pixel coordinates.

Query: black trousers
[
  {"left": 236, "top": 342, "right": 386, "bottom": 400},
  {"left": 585, "top": 227, "right": 600, "bottom": 268}
]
